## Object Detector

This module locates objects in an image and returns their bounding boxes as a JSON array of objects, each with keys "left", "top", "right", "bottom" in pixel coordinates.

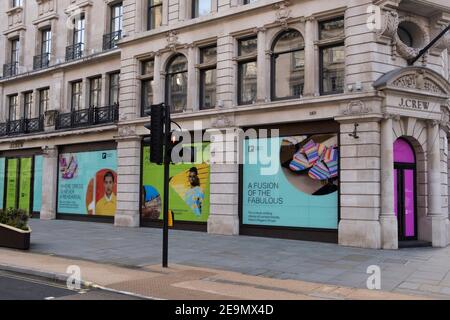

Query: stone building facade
[{"left": 0, "top": 0, "right": 449, "bottom": 250}]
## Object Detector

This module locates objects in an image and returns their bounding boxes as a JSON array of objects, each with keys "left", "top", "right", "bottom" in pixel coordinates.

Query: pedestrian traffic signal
[{"left": 144, "top": 103, "right": 165, "bottom": 165}]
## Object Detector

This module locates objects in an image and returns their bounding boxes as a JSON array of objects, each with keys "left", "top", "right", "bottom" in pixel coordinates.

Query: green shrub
[{"left": 0, "top": 208, "right": 30, "bottom": 231}]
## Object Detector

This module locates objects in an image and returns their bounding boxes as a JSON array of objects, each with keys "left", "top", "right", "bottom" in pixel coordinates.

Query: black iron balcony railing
[
  {"left": 33, "top": 53, "right": 50, "bottom": 70},
  {"left": 103, "top": 30, "right": 122, "bottom": 51},
  {"left": 56, "top": 104, "right": 119, "bottom": 130},
  {"left": 65, "top": 43, "right": 84, "bottom": 62},
  {"left": 3, "top": 62, "right": 18, "bottom": 78},
  {"left": 0, "top": 116, "right": 44, "bottom": 137}
]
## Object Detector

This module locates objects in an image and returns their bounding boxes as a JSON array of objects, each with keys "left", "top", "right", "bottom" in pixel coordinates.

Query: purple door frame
[{"left": 394, "top": 138, "right": 417, "bottom": 241}]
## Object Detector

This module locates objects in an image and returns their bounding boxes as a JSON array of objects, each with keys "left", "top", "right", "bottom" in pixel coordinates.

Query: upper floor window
[
  {"left": 24, "top": 91, "right": 34, "bottom": 119},
  {"left": 41, "top": 28, "right": 52, "bottom": 57},
  {"left": 89, "top": 77, "right": 102, "bottom": 108},
  {"left": 199, "top": 45, "right": 217, "bottom": 109},
  {"left": 66, "top": 14, "right": 85, "bottom": 61},
  {"left": 73, "top": 14, "right": 86, "bottom": 47},
  {"left": 8, "top": 95, "right": 19, "bottom": 121},
  {"left": 71, "top": 81, "right": 83, "bottom": 111},
  {"left": 12, "top": 0, "right": 22, "bottom": 8},
  {"left": 271, "top": 29, "right": 305, "bottom": 100},
  {"left": 192, "top": 0, "right": 211, "bottom": 18},
  {"left": 39, "top": 88, "right": 50, "bottom": 114},
  {"left": 141, "top": 60, "right": 154, "bottom": 116},
  {"left": 111, "top": 3, "right": 123, "bottom": 33},
  {"left": 243, "top": 0, "right": 258, "bottom": 4},
  {"left": 147, "top": 0, "right": 162, "bottom": 30},
  {"left": 319, "top": 17, "right": 345, "bottom": 39},
  {"left": 166, "top": 54, "right": 188, "bottom": 113},
  {"left": 237, "top": 37, "right": 257, "bottom": 105},
  {"left": 103, "top": 3, "right": 123, "bottom": 50},
  {"left": 4, "top": 38, "right": 20, "bottom": 76},
  {"left": 319, "top": 17, "right": 345, "bottom": 95},
  {"left": 35, "top": 28, "right": 52, "bottom": 69},
  {"left": 10, "top": 38, "right": 20, "bottom": 65},
  {"left": 109, "top": 73, "right": 120, "bottom": 105}
]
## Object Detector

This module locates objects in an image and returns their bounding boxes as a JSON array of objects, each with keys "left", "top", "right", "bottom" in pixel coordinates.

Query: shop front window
[
  {"left": 57, "top": 150, "right": 118, "bottom": 217},
  {"left": 242, "top": 133, "right": 339, "bottom": 231}
]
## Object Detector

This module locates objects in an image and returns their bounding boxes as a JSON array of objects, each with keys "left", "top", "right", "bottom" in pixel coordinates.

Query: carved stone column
[
  {"left": 256, "top": 27, "right": 267, "bottom": 103},
  {"left": 380, "top": 115, "right": 398, "bottom": 249},
  {"left": 427, "top": 121, "right": 449, "bottom": 247},
  {"left": 303, "top": 16, "right": 317, "bottom": 97},
  {"left": 40, "top": 146, "right": 58, "bottom": 220}
]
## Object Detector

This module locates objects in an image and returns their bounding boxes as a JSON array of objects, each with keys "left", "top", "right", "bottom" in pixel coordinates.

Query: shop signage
[
  {"left": 398, "top": 97, "right": 430, "bottom": 110},
  {"left": 10, "top": 141, "right": 24, "bottom": 149}
]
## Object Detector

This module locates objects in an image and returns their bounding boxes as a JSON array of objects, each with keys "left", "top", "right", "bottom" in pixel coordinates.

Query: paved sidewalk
[
  {"left": 0, "top": 249, "right": 424, "bottom": 300},
  {"left": 19, "top": 219, "right": 450, "bottom": 298}
]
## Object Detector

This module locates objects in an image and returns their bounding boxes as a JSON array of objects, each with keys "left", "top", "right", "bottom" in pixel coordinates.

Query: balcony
[
  {"left": 33, "top": 53, "right": 50, "bottom": 70},
  {"left": 56, "top": 104, "right": 119, "bottom": 130},
  {"left": 0, "top": 117, "right": 44, "bottom": 137},
  {"left": 103, "top": 30, "right": 122, "bottom": 51},
  {"left": 3, "top": 62, "right": 18, "bottom": 78},
  {"left": 65, "top": 43, "right": 84, "bottom": 62}
]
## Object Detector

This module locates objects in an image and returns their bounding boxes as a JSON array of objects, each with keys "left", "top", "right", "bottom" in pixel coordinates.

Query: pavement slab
[{"left": 5, "top": 219, "right": 450, "bottom": 299}]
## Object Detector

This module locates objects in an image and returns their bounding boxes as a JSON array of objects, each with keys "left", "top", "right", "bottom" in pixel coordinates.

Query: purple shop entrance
[{"left": 394, "top": 138, "right": 417, "bottom": 241}]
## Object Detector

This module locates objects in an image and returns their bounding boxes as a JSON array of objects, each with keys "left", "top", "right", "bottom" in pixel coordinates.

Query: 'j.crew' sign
[{"left": 398, "top": 98, "right": 430, "bottom": 110}]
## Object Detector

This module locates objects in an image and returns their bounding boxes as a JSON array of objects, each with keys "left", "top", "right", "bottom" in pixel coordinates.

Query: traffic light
[{"left": 144, "top": 103, "right": 165, "bottom": 165}]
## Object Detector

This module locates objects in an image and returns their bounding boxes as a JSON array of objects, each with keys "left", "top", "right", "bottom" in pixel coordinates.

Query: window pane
[
  {"left": 194, "top": 0, "right": 211, "bottom": 18},
  {"left": 274, "top": 50, "right": 304, "bottom": 99},
  {"left": 320, "top": 18, "right": 345, "bottom": 40},
  {"left": 201, "top": 68, "right": 216, "bottom": 109},
  {"left": 39, "top": 89, "right": 49, "bottom": 114},
  {"left": 169, "top": 72, "right": 187, "bottom": 112},
  {"left": 238, "top": 37, "right": 257, "bottom": 56},
  {"left": 200, "top": 46, "right": 217, "bottom": 64},
  {"left": 168, "top": 55, "right": 188, "bottom": 73},
  {"left": 72, "top": 82, "right": 83, "bottom": 110},
  {"left": 149, "top": 0, "right": 162, "bottom": 30},
  {"left": 273, "top": 30, "right": 304, "bottom": 52},
  {"left": 321, "top": 45, "right": 345, "bottom": 94},
  {"left": 109, "top": 73, "right": 120, "bottom": 105},
  {"left": 9, "top": 95, "right": 19, "bottom": 121},
  {"left": 142, "top": 80, "right": 153, "bottom": 115},
  {"left": 24, "top": 93, "right": 34, "bottom": 119},
  {"left": 142, "top": 60, "right": 155, "bottom": 75},
  {"left": 90, "top": 77, "right": 102, "bottom": 107},
  {"left": 239, "top": 61, "right": 257, "bottom": 104}
]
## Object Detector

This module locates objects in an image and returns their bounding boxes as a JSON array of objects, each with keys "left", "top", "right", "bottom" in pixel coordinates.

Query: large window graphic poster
[
  {"left": 58, "top": 150, "right": 118, "bottom": 216},
  {"left": 141, "top": 143, "right": 210, "bottom": 223},
  {"left": 243, "top": 134, "right": 339, "bottom": 230},
  {"left": 33, "top": 155, "right": 43, "bottom": 212},
  {"left": 0, "top": 158, "right": 5, "bottom": 209}
]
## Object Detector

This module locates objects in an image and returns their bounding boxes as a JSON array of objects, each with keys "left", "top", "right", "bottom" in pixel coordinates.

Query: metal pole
[
  {"left": 408, "top": 23, "right": 450, "bottom": 66},
  {"left": 162, "top": 104, "right": 171, "bottom": 268}
]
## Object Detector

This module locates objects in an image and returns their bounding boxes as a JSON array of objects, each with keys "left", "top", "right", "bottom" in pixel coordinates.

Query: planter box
[{"left": 0, "top": 223, "right": 31, "bottom": 250}]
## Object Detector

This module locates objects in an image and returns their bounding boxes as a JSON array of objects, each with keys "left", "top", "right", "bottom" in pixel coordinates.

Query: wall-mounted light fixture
[{"left": 348, "top": 123, "right": 360, "bottom": 139}]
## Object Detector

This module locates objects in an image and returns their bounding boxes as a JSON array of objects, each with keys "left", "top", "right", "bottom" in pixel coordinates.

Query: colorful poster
[
  {"left": 141, "top": 143, "right": 210, "bottom": 223},
  {"left": 57, "top": 150, "right": 118, "bottom": 216},
  {"left": 18, "top": 157, "right": 32, "bottom": 212},
  {"left": 242, "top": 134, "right": 339, "bottom": 230},
  {"left": 5, "top": 158, "right": 18, "bottom": 210},
  {"left": 33, "top": 155, "right": 43, "bottom": 212},
  {"left": 0, "top": 158, "right": 5, "bottom": 209}
]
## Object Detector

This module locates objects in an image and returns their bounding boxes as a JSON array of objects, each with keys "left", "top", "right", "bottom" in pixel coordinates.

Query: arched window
[
  {"left": 271, "top": 29, "right": 305, "bottom": 100},
  {"left": 166, "top": 54, "right": 188, "bottom": 113}
]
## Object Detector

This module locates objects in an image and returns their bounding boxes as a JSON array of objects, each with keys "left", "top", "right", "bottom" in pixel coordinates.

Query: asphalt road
[{"left": 0, "top": 271, "right": 142, "bottom": 300}]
